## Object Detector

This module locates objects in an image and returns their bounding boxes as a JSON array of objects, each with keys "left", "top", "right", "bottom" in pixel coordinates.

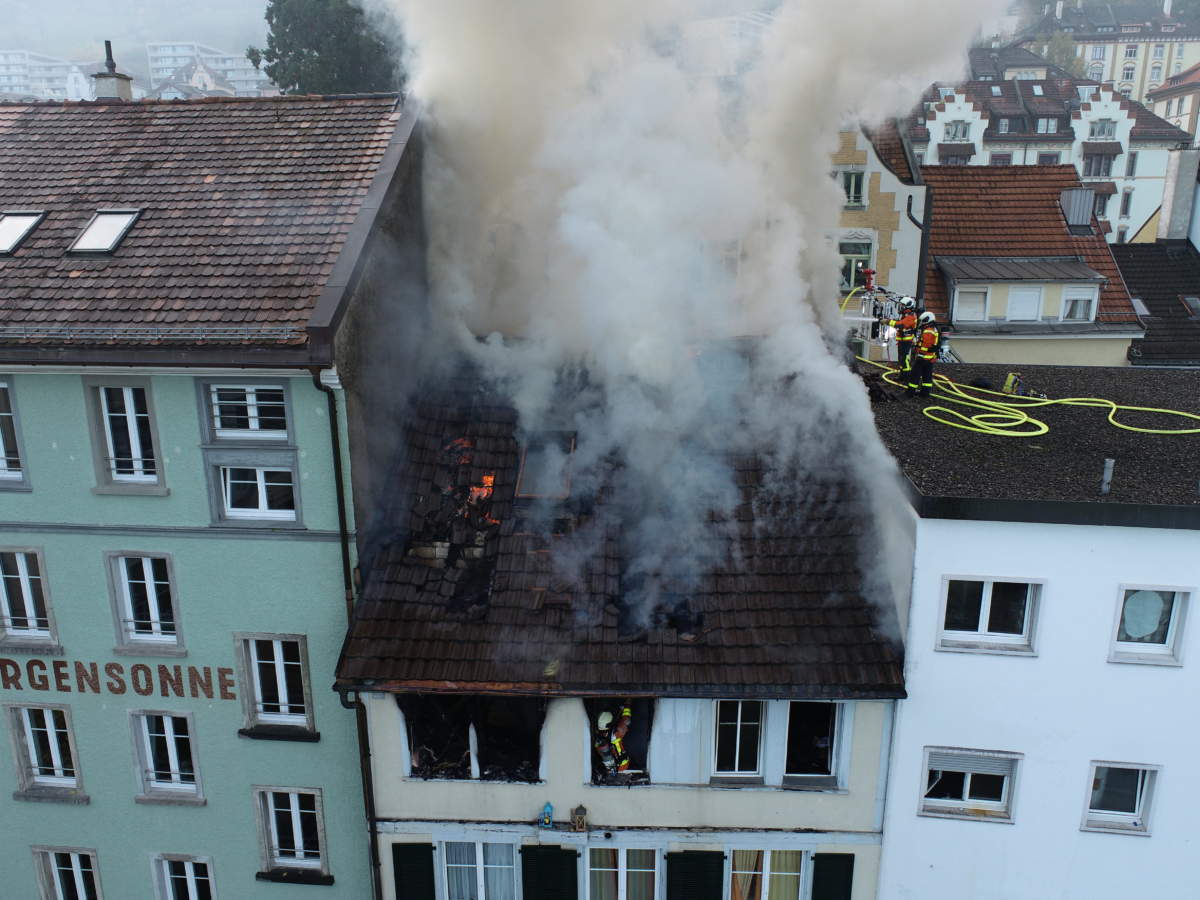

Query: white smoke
[{"left": 374, "top": 0, "right": 1004, "bottom": 627}]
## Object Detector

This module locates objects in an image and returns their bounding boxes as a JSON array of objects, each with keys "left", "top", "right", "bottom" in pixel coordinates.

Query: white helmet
[
  {"left": 597, "top": 712, "right": 613, "bottom": 731},
  {"left": 899, "top": 296, "right": 916, "bottom": 309},
  {"left": 918, "top": 311, "right": 936, "bottom": 325}
]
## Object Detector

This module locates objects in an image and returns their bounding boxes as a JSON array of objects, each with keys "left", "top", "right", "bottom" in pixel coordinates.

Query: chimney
[
  {"left": 91, "top": 40, "right": 133, "bottom": 101},
  {"left": 1156, "top": 147, "right": 1200, "bottom": 240},
  {"left": 1055, "top": 1, "right": 1064, "bottom": 19}
]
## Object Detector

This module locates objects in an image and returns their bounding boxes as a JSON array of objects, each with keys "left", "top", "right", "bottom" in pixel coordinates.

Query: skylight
[
  {"left": 68, "top": 209, "right": 140, "bottom": 253},
  {"left": 991, "top": 86, "right": 1002, "bottom": 96},
  {"left": 0, "top": 211, "right": 44, "bottom": 254},
  {"left": 1182, "top": 296, "right": 1200, "bottom": 318},
  {"left": 1032, "top": 84, "right": 1044, "bottom": 96}
]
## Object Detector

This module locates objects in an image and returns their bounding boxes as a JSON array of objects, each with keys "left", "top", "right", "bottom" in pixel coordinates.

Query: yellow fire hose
[{"left": 858, "top": 357, "right": 1200, "bottom": 437}]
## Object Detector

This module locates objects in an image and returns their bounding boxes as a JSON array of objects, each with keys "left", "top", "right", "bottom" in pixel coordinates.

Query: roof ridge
[{"left": 0, "top": 91, "right": 403, "bottom": 108}]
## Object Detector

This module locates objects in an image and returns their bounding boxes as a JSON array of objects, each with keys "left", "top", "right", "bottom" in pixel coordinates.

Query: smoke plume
[{"left": 375, "top": 0, "right": 1003, "bottom": 626}]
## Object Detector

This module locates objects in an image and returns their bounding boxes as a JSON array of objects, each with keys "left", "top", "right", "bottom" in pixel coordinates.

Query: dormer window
[
  {"left": 0, "top": 211, "right": 44, "bottom": 255},
  {"left": 68, "top": 209, "right": 140, "bottom": 254},
  {"left": 1090, "top": 119, "right": 1117, "bottom": 138},
  {"left": 945, "top": 120, "right": 970, "bottom": 141}
]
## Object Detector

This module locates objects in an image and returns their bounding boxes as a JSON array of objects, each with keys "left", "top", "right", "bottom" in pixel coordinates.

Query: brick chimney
[{"left": 91, "top": 40, "right": 133, "bottom": 101}]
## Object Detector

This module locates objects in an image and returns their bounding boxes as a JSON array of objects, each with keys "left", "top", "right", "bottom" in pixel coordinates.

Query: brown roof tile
[
  {"left": 0, "top": 95, "right": 403, "bottom": 347},
  {"left": 919, "top": 164, "right": 1136, "bottom": 323}
]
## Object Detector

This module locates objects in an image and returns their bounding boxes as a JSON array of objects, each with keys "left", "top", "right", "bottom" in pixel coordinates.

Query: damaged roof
[
  {"left": 0, "top": 94, "right": 408, "bottom": 354},
  {"left": 919, "top": 165, "right": 1138, "bottom": 325},
  {"left": 337, "top": 387, "right": 904, "bottom": 700},
  {"left": 871, "top": 363, "right": 1200, "bottom": 514},
  {"left": 1112, "top": 240, "right": 1200, "bottom": 365}
]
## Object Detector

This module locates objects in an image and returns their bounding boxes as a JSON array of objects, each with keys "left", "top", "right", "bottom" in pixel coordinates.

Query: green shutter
[
  {"left": 666, "top": 850, "right": 724, "bottom": 900},
  {"left": 392, "top": 843, "right": 436, "bottom": 900},
  {"left": 811, "top": 853, "right": 855, "bottom": 900},
  {"left": 521, "top": 845, "right": 579, "bottom": 900}
]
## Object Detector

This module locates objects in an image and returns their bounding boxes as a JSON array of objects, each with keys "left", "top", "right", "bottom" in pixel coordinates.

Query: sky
[{"left": 1, "top": 0, "right": 269, "bottom": 74}]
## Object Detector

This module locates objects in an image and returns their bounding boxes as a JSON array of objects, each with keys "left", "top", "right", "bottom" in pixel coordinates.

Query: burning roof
[{"left": 336, "top": 381, "right": 905, "bottom": 700}]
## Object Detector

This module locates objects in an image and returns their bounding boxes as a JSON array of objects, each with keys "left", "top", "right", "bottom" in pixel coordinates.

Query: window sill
[
  {"left": 239, "top": 724, "right": 321, "bottom": 743},
  {"left": 708, "top": 776, "right": 766, "bottom": 787},
  {"left": 92, "top": 483, "right": 170, "bottom": 497},
  {"left": 843, "top": 203, "right": 866, "bottom": 210},
  {"left": 256, "top": 868, "right": 334, "bottom": 886},
  {"left": 781, "top": 776, "right": 841, "bottom": 791},
  {"left": 1107, "top": 650, "right": 1181, "bottom": 667},
  {"left": 13, "top": 787, "right": 90, "bottom": 804},
  {"left": 0, "top": 481, "right": 32, "bottom": 492},
  {"left": 114, "top": 644, "right": 187, "bottom": 658},
  {"left": 1081, "top": 821, "right": 1150, "bottom": 836},
  {"left": 214, "top": 517, "right": 304, "bottom": 530},
  {"left": 135, "top": 792, "right": 206, "bottom": 806},
  {"left": 919, "top": 806, "right": 1013, "bottom": 824},
  {"left": 937, "top": 640, "right": 1036, "bottom": 657},
  {"left": 0, "top": 639, "right": 62, "bottom": 655}
]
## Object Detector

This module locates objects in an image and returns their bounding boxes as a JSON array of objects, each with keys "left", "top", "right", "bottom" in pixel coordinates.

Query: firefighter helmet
[
  {"left": 899, "top": 296, "right": 916, "bottom": 309},
  {"left": 597, "top": 712, "right": 613, "bottom": 731},
  {"left": 918, "top": 311, "right": 936, "bottom": 325}
]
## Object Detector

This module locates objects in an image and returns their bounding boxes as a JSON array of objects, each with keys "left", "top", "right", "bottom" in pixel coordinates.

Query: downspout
[
  {"left": 906, "top": 189, "right": 935, "bottom": 300},
  {"left": 310, "top": 366, "right": 383, "bottom": 900}
]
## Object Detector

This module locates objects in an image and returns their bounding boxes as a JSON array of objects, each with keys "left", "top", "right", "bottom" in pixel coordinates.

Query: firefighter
[
  {"left": 594, "top": 706, "right": 632, "bottom": 774},
  {"left": 888, "top": 297, "right": 918, "bottom": 371},
  {"left": 906, "top": 311, "right": 939, "bottom": 397}
]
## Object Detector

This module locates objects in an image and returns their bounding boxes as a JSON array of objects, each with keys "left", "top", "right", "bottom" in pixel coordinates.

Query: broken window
[
  {"left": 515, "top": 432, "right": 575, "bottom": 499},
  {"left": 784, "top": 702, "right": 838, "bottom": 784},
  {"left": 400, "top": 695, "right": 546, "bottom": 783},
  {"left": 585, "top": 698, "right": 653, "bottom": 785}
]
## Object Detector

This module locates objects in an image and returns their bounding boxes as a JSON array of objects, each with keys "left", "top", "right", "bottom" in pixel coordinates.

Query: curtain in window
[
  {"left": 768, "top": 851, "right": 802, "bottom": 900},
  {"left": 446, "top": 843, "right": 479, "bottom": 900},
  {"left": 483, "top": 844, "right": 516, "bottom": 900},
  {"left": 731, "top": 850, "right": 763, "bottom": 900},
  {"left": 627, "top": 849, "right": 656, "bottom": 900}
]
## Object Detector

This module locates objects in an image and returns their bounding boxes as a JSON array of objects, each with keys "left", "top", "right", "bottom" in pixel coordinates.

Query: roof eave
[
  {"left": 333, "top": 678, "right": 907, "bottom": 700},
  {"left": 306, "top": 100, "right": 419, "bottom": 358}
]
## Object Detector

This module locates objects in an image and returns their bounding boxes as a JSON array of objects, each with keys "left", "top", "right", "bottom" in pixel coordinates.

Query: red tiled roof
[
  {"left": 920, "top": 165, "right": 1136, "bottom": 323},
  {"left": 863, "top": 120, "right": 914, "bottom": 183},
  {"left": 336, "top": 385, "right": 905, "bottom": 699},
  {"left": 1147, "top": 60, "right": 1200, "bottom": 99},
  {"left": 0, "top": 95, "right": 403, "bottom": 348}
]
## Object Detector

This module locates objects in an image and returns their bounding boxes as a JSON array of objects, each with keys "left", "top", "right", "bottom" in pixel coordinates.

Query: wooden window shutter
[
  {"left": 666, "top": 850, "right": 724, "bottom": 900},
  {"left": 520, "top": 845, "right": 579, "bottom": 900},
  {"left": 811, "top": 853, "right": 855, "bottom": 900},
  {"left": 392, "top": 843, "right": 436, "bottom": 900}
]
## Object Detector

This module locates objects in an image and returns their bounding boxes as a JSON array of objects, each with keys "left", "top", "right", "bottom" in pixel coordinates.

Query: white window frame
[
  {"left": 840, "top": 170, "right": 865, "bottom": 207},
  {"left": 1108, "top": 584, "right": 1190, "bottom": 666},
  {"left": 1036, "top": 117, "right": 1056, "bottom": 133},
  {"left": 0, "top": 548, "right": 55, "bottom": 644},
  {"left": 1090, "top": 119, "right": 1117, "bottom": 139},
  {"left": 1091, "top": 46, "right": 1106, "bottom": 60},
  {"left": 1006, "top": 285, "right": 1043, "bottom": 321},
  {"left": 13, "top": 705, "right": 79, "bottom": 789},
  {"left": 155, "top": 855, "right": 215, "bottom": 900},
  {"left": 783, "top": 701, "right": 844, "bottom": 787},
  {"left": 34, "top": 847, "right": 103, "bottom": 900},
  {"left": 727, "top": 848, "right": 807, "bottom": 900},
  {"left": 952, "top": 285, "right": 989, "bottom": 322},
  {"left": 944, "top": 120, "right": 970, "bottom": 142},
  {"left": 0, "top": 380, "right": 26, "bottom": 483},
  {"left": 445, "top": 840, "right": 520, "bottom": 900},
  {"left": 219, "top": 465, "right": 296, "bottom": 520},
  {"left": 586, "top": 847, "right": 657, "bottom": 900},
  {"left": 255, "top": 787, "right": 327, "bottom": 872},
  {"left": 111, "top": 554, "right": 180, "bottom": 649},
  {"left": 208, "top": 384, "right": 289, "bottom": 440},
  {"left": 1154, "top": 44, "right": 1165, "bottom": 59},
  {"left": 132, "top": 711, "right": 203, "bottom": 802},
  {"left": 238, "top": 634, "right": 315, "bottom": 732},
  {"left": 997, "top": 117, "right": 1010, "bottom": 134},
  {"left": 1125, "top": 44, "right": 1138, "bottom": 58},
  {"left": 936, "top": 576, "right": 1041, "bottom": 654},
  {"left": 1082, "top": 762, "right": 1158, "bottom": 835},
  {"left": 1060, "top": 285, "right": 1099, "bottom": 322},
  {"left": 920, "top": 747, "right": 1020, "bottom": 823},
  {"left": 99, "top": 385, "right": 157, "bottom": 483},
  {"left": 712, "top": 699, "right": 764, "bottom": 779},
  {"left": 1122, "top": 63, "right": 1136, "bottom": 80}
]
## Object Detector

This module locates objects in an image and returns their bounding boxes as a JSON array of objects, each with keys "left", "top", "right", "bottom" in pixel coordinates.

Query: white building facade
[
  {"left": 146, "top": 43, "right": 274, "bottom": 96},
  {"left": 0, "top": 50, "right": 92, "bottom": 100},
  {"left": 878, "top": 514, "right": 1200, "bottom": 900}
]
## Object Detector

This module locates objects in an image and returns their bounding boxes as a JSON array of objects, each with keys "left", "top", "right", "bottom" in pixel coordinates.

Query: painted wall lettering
[{"left": 0, "top": 657, "right": 236, "bottom": 700}]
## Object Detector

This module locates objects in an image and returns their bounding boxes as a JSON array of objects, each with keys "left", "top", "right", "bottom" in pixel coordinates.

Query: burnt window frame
[
  {"left": 585, "top": 697, "right": 654, "bottom": 785},
  {"left": 515, "top": 431, "right": 576, "bottom": 500},
  {"left": 782, "top": 701, "right": 845, "bottom": 790},
  {"left": 400, "top": 694, "right": 547, "bottom": 784}
]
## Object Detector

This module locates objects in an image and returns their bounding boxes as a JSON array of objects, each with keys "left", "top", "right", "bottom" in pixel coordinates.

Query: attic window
[
  {"left": 1032, "top": 84, "right": 1044, "bottom": 96},
  {"left": 515, "top": 432, "right": 575, "bottom": 499},
  {"left": 0, "top": 211, "right": 44, "bottom": 255},
  {"left": 1181, "top": 296, "right": 1200, "bottom": 317},
  {"left": 68, "top": 209, "right": 140, "bottom": 253}
]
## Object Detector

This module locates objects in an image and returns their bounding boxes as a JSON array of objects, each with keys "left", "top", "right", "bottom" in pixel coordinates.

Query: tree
[
  {"left": 1042, "top": 29, "right": 1087, "bottom": 77},
  {"left": 247, "top": 0, "right": 401, "bottom": 95}
]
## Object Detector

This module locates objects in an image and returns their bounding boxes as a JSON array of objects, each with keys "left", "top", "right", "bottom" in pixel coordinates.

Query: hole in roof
[
  {"left": 0, "top": 211, "right": 44, "bottom": 254},
  {"left": 516, "top": 432, "right": 575, "bottom": 499},
  {"left": 68, "top": 209, "right": 140, "bottom": 253}
]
